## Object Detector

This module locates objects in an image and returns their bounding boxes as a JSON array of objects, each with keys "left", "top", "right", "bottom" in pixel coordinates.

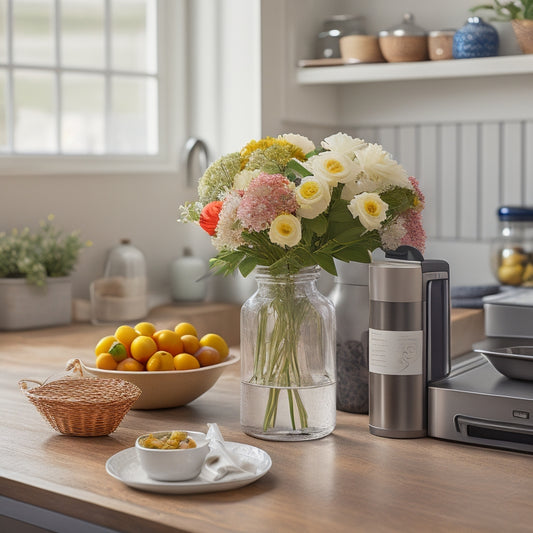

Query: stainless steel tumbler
[{"left": 368, "top": 256, "right": 450, "bottom": 438}]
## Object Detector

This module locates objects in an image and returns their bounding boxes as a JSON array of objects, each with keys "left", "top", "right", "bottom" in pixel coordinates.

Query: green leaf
[
  {"left": 209, "top": 250, "right": 246, "bottom": 275},
  {"left": 238, "top": 256, "right": 259, "bottom": 277},
  {"left": 285, "top": 159, "right": 313, "bottom": 177},
  {"left": 312, "top": 252, "right": 337, "bottom": 275},
  {"left": 327, "top": 198, "right": 352, "bottom": 223},
  {"left": 302, "top": 214, "right": 328, "bottom": 236},
  {"left": 305, "top": 147, "right": 325, "bottom": 158},
  {"left": 330, "top": 226, "right": 366, "bottom": 244},
  {"left": 334, "top": 247, "right": 372, "bottom": 263}
]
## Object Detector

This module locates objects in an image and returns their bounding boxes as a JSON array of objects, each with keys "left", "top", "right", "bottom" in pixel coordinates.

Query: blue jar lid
[{"left": 498, "top": 206, "right": 533, "bottom": 221}]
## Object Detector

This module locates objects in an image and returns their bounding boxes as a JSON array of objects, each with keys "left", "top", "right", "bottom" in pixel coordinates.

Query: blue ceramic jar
[{"left": 453, "top": 16, "right": 499, "bottom": 59}]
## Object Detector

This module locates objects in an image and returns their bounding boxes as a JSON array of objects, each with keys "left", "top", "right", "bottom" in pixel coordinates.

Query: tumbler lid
[{"left": 369, "top": 261, "right": 422, "bottom": 303}]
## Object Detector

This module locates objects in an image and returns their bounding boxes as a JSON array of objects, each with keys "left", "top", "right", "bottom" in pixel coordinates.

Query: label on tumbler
[{"left": 369, "top": 328, "right": 423, "bottom": 376}]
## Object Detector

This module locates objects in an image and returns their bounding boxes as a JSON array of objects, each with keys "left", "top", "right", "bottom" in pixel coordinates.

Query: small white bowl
[{"left": 135, "top": 430, "right": 209, "bottom": 481}]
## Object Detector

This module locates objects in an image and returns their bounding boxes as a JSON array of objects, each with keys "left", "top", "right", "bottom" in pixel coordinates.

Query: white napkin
[{"left": 202, "top": 423, "right": 258, "bottom": 482}]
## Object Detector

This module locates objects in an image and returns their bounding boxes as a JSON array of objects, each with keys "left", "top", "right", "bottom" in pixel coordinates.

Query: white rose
[
  {"left": 269, "top": 214, "right": 302, "bottom": 248},
  {"left": 233, "top": 169, "right": 260, "bottom": 191},
  {"left": 348, "top": 192, "right": 388, "bottom": 231},
  {"left": 310, "top": 151, "right": 357, "bottom": 186},
  {"left": 321, "top": 132, "right": 367, "bottom": 157},
  {"left": 279, "top": 133, "right": 315, "bottom": 155},
  {"left": 295, "top": 176, "right": 331, "bottom": 219},
  {"left": 355, "top": 143, "right": 410, "bottom": 189},
  {"left": 340, "top": 175, "right": 378, "bottom": 200}
]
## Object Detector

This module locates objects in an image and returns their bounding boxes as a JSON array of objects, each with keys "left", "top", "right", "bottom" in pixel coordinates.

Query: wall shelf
[{"left": 297, "top": 54, "right": 533, "bottom": 85}]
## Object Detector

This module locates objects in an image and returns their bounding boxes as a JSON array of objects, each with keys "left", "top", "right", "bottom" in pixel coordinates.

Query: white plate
[{"left": 105, "top": 442, "right": 272, "bottom": 494}]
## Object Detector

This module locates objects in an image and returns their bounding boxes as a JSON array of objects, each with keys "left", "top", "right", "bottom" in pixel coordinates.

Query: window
[{"left": 0, "top": 0, "right": 179, "bottom": 172}]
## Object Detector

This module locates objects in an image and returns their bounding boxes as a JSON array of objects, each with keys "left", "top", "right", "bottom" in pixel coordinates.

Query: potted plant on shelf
[
  {"left": 0, "top": 215, "right": 91, "bottom": 330},
  {"left": 471, "top": 0, "right": 533, "bottom": 53}
]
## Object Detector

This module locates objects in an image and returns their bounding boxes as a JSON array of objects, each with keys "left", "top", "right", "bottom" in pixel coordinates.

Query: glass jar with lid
[
  {"left": 90, "top": 238, "right": 148, "bottom": 324},
  {"left": 491, "top": 206, "right": 533, "bottom": 287},
  {"left": 315, "top": 14, "right": 366, "bottom": 59}
]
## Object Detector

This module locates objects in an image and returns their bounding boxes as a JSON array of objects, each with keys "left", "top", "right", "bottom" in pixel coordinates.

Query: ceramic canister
[
  {"left": 428, "top": 30, "right": 455, "bottom": 60},
  {"left": 453, "top": 16, "right": 499, "bottom": 59},
  {"left": 378, "top": 13, "right": 428, "bottom": 62}
]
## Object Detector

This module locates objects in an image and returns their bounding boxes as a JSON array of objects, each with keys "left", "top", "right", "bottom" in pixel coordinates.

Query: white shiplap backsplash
[{"left": 283, "top": 118, "right": 533, "bottom": 286}]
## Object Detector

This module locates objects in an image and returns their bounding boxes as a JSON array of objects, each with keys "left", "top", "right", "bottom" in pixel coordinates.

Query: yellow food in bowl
[{"left": 139, "top": 430, "right": 197, "bottom": 450}]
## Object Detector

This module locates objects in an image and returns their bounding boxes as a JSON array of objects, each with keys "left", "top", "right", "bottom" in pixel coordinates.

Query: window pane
[
  {"left": 110, "top": 75, "right": 157, "bottom": 154},
  {"left": 13, "top": 0, "right": 55, "bottom": 66},
  {"left": 61, "top": 73, "right": 104, "bottom": 153},
  {"left": 61, "top": 0, "right": 105, "bottom": 69},
  {"left": 0, "top": 0, "right": 7, "bottom": 63},
  {"left": 111, "top": 0, "right": 156, "bottom": 72},
  {"left": 0, "top": 68, "right": 7, "bottom": 150},
  {"left": 13, "top": 69, "right": 56, "bottom": 152}
]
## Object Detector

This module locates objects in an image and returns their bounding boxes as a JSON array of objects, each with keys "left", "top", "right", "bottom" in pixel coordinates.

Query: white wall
[{"left": 0, "top": 0, "right": 262, "bottom": 306}]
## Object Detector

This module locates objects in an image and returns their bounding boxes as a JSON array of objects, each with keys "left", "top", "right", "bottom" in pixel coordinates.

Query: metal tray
[{"left": 473, "top": 345, "right": 533, "bottom": 381}]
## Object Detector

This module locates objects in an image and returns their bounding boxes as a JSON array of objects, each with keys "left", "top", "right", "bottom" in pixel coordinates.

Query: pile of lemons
[{"left": 94, "top": 321, "right": 229, "bottom": 372}]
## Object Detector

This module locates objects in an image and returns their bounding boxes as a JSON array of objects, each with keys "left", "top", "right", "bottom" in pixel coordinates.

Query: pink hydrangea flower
[
  {"left": 236, "top": 173, "right": 298, "bottom": 232},
  {"left": 400, "top": 177, "right": 426, "bottom": 253}
]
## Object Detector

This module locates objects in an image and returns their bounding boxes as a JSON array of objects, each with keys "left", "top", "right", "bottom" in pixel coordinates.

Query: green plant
[
  {"left": 471, "top": 0, "right": 533, "bottom": 20},
  {"left": 0, "top": 215, "right": 91, "bottom": 286}
]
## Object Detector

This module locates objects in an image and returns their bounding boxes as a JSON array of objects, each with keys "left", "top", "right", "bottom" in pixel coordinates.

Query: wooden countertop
[{"left": 2, "top": 306, "right": 532, "bottom": 533}]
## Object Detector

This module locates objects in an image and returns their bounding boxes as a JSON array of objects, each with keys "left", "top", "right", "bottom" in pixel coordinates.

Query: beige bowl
[
  {"left": 80, "top": 354, "right": 239, "bottom": 409},
  {"left": 379, "top": 35, "right": 428, "bottom": 62},
  {"left": 340, "top": 35, "right": 385, "bottom": 63}
]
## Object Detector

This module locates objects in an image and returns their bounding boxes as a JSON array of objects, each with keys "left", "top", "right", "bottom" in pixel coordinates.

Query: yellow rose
[
  {"left": 269, "top": 214, "right": 302, "bottom": 248},
  {"left": 348, "top": 192, "right": 388, "bottom": 231},
  {"left": 310, "top": 151, "right": 357, "bottom": 186},
  {"left": 296, "top": 176, "right": 331, "bottom": 219}
]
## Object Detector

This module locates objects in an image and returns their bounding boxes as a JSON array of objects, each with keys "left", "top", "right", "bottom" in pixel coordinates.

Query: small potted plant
[
  {"left": 471, "top": 0, "right": 533, "bottom": 53},
  {"left": 0, "top": 215, "right": 91, "bottom": 330}
]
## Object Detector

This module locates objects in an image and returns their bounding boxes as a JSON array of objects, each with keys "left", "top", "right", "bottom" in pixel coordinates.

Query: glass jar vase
[{"left": 240, "top": 266, "right": 336, "bottom": 441}]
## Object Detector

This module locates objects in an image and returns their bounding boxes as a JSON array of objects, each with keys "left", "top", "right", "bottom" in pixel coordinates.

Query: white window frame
[{"left": 0, "top": 0, "right": 186, "bottom": 176}]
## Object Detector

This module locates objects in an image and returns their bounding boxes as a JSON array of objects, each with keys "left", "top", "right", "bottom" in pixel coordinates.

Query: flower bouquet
[{"left": 179, "top": 132, "right": 425, "bottom": 439}]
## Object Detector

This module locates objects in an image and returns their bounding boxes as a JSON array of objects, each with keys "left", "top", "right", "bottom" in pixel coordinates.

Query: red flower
[{"left": 199, "top": 201, "right": 223, "bottom": 236}]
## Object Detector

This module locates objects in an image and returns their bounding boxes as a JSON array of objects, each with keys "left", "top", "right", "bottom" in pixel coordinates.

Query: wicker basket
[{"left": 19, "top": 376, "right": 141, "bottom": 437}]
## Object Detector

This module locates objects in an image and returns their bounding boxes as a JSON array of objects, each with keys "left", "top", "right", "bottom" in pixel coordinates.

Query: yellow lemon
[
  {"left": 95, "top": 353, "right": 118, "bottom": 370},
  {"left": 116, "top": 357, "right": 145, "bottom": 371},
  {"left": 95, "top": 335, "right": 118, "bottom": 357},
  {"left": 174, "top": 322, "right": 198, "bottom": 338},
  {"left": 153, "top": 329, "right": 183, "bottom": 355},
  {"left": 199, "top": 333, "right": 229, "bottom": 360},
  {"left": 130, "top": 335, "right": 158, "bottom": 363},
  {"left": 173, "top": 353, "right": 200, "bottom": 370},
  {"left": 134, "top": 321, "right": 157, "bottom": 337},
  {"left": 180, "top": 334, "right": 200, "bottom": 355},
  {"left": 146, "top": 350, "right": 175, "bottom": 371},
  {"left": 114, "top": 325, "right": 139, "bottom": 352}
]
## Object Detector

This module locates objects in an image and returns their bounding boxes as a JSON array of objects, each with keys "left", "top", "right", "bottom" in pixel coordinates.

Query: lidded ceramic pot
[
  {"left": 453, "top": 17, "right": 499, "bottom": 59},
  {"left": 428, "top": 29, "right": 455, "bottom": 60},
  {"left": 378, "top": 13, "right": 428, "bottom": 62}
]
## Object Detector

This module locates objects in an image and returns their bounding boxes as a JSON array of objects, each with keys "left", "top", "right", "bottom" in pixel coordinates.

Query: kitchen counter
[{"left": 3, "top": 305, "right": 532, "bottom": 533}]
